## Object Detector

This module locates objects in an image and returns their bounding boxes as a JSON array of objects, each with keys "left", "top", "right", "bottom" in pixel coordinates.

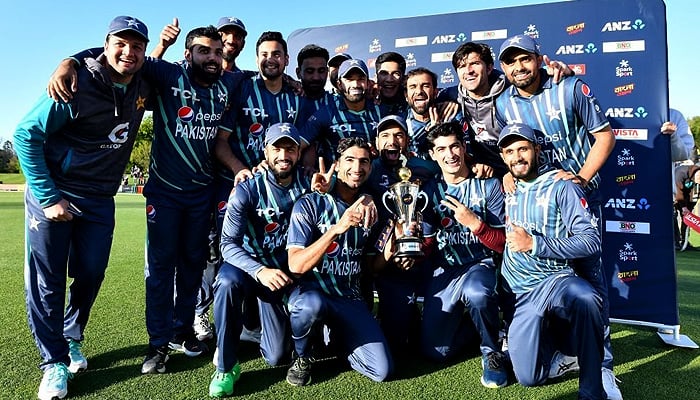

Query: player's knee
[
  {"left": 214, "top": 262, "right": 246, "bottom": 292},
  {"left": 289, "top": 290, "right": 323, "bottom": 317}
]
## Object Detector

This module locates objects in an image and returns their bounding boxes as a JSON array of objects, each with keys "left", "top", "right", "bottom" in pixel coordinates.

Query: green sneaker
[
  {"left": 38, "top": 362, "right": 73, "bottom": 400},
  {"left": 68, "top": 339, "right": 88, "bottom": 373},
  {"left": 208, "top": 363, "right": 241, "bottom": 398}
]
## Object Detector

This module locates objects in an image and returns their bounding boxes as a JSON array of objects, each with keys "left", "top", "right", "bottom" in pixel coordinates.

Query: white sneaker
[
  {"left": 548, "top": 351, "right": 580, "bottom": 379},
  {"left": 194, "top": 313, "right": 214, "bottom": 341},
  {"left": 240, "top": 326, "right": 261, "bottom": 344},
  {"left": 67, "top": 339, "right": 88, "bottom": 373},
  {"left": 602, "top": 367, "right": 623, "bottom": 400},
  {"left": 38, "top": 363, "right": 72, "bottom": 400}
]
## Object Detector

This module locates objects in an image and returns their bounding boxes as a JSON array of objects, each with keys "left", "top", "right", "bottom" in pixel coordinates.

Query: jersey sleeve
[
  {"left": 220, "top": 183, "right": 265, "bottom": 277},
  {"left": 286, "top": 195, "right": 318, "bottom": 249},
  {"left": 298, "top": 108, "right": 330, "bottom": 145},
  {"left": 483, "top": 178, "right": 506, "bottom": 228},
  {"left": 571, "top": 79, "right": 610, "bottom": 133},
  {"left": 13, "top": 94, "right": 74, "bottom": 207},
  {"left": 532, "top": 181, "right": 601, "bottom": 259}
]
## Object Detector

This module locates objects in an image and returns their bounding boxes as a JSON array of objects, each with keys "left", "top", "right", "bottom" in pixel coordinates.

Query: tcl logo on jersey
[
  {"left": 604, "top": 197, "right": 651, "bottom": 210},
  {"left": 566, "top": 22, "right": 585, "bottom": 35},
  {"left": 601, "top": 19, "right": 645, "bottom": 32},
  {"left": 604, "top": 107, "right": 648, "bottom": 118},
  {"left": 431, "top": 33, "right": 468, "bottom": 45},
  {"left": 171, "top": 87, "right": 200, "bottom": 101},
  {"left": 243, "top": 107, "right": 270, "bottom": 118},
  {"left": 605, "top": 220, "right": 650, "bottom": 234},
  {"left": 331, "top": 123, "right": 356, "bottom": 135},
  {"left": 256, "top": 207, "right": 284, "bottom": 218},
  {"left": 613, "top": 129, "right": 647, "bottom": 141},
  {"left": 555, "top": 43, "right": 597, "bottom": 55}
]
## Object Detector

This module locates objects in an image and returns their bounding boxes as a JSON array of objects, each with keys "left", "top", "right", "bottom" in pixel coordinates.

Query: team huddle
[{"left": 15, "top": 14, "right": 626, "bottom": 400}]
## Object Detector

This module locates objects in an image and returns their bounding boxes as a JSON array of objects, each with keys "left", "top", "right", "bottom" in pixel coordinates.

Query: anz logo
[
  {"left": 605, "top": 197, "right": 651, "bottom": 210},
  {"left": 555, "top": 43, "right": 597, "bottom": 55},
  {"left": 431, "top": 33, "right": 467, "bottom": 45},
  {"left": 601, "top": 19, "right": 645, "bottom": 32},
  {"left": 605, "top": 107, "right": 647, "bottom": 118}
]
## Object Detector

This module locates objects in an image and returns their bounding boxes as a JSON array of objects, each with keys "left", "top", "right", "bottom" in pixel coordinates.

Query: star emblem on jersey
[
  {"left": 546, "top": 106, "right": 561, "bottom": 121},
  {"left": 469, "top": 194, "right": 483, "bottom": 206},
  {"left": 135, "top": 96, "right": 146, "bottom": 110},
  {"left": 286, "top": 107, "right": 297, "bottom": 119},
  {"left": 29, "top": 215, "right": 40, "bottom": 231},
  {"left": 536, "top": 196, "right": 548, "bottom": 207},
  {"left": 218, "top": 91, "right": 227, "bottom": 103}
]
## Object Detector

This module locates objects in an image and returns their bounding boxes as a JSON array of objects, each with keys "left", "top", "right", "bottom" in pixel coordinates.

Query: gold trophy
[{"left": 381, "top": 167, "right": 428, "bottom": 257}]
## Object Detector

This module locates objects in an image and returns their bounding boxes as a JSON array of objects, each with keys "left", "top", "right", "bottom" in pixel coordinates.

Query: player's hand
[
  {"left": 393, "top": 256, "right": 415, "bottom": 271},
  {"left": 502, "top": 172, "right": 516, "bottom": 194},
  {"left": 234, "top": 168, "right": 253, "bottom": 186},
  {"left": 661, "top": 121, "right": 677, "bottom": 135},
  {"left": 252, "top": 160, "right": 269, "bottom": 174},
  {"left": 472, "top": 163, "right": 494, "bottom": 178},
  {"left": 543, "top": 54, "right": 574, "bottom": 83},
  {"left": 256, "top": 267, "right": 292, "bottom": 291},
  {"left": 436, "top": 101, "right": 459, "bottom": 122},
  {"left": 553, "top": 169, "right": 588, "bottom": 187},
  {"left": 506, "top": 223, "right": 533, "bottom": 252},
  {"left": 47, "top": 59, "right": 78, "bottom": 103},
  {"left": 43, "top": 198, "right": 74, "bottom": 222},
  {"left": 311, "top": 157, "right": 335, "bottom": 193},
  {"left": 334, "top": 195, "right": 370, "bottom": 235},
  {"left": 159, "top": 18, "right": 181, "bottom": 50},
  {"left": 440, "top": 194, "right": 482, "bottom": 231}
]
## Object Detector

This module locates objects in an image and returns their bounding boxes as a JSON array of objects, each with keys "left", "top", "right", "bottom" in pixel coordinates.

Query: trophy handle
[
  {"left": 382, "top": 191, "right": 395, "bottom": 215},
  {"left": 416, "top": 191, "right": 429, "bottom": 213}
]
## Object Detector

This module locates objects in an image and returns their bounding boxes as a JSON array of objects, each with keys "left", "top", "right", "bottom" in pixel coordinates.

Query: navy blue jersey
[
  {"left": 286, "top": 192, "right": 377, "bottom": 299},
  {"left": 220, "top": 167, "right": 310, "bottom": 278},
  {"left": 423, "top": 176, "right": 505, "bottom": 267},
  {"left": 299, "top": 96, "right": 383, "bottom": 161},
  {"left": 218, "top": 75, "right": 311, "bottom": 180},
  {"left": 139, "top": 59, "right": 244, "bottom": 194},
  {"left": 495, "top": 72, "right": 610, "bottom": 188},
  {"left": 502, "top": 167, "right": 601, "bottom": 294}
]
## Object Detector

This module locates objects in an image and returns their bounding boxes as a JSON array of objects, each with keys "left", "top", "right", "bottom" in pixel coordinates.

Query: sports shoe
[
  {"left": 286, "top": 356, "right": 313, "bottom": 386},
  {"left": 480, "top": 351, "right": 508, "bottom": 388},
  {"left": 67, "top": 339, "right": 88, "bottom": 373},
  {"left": 141, "top": 345, "right": 169, "bottom": 374},
  {"left": 169, "top": 333, "right": 209, "bottom": 357},
  {"left": 240, "top": 326, "right": 262, "bottom": 344},
  {"left": 602, "top": 367, "right": 623, "bottom": 400},
  {"left": 38, "top": 362, "right": 72, "bottom": 400},
  {"left": 548, "top": 351, "right": 580, "bottom": 379},
  {"left": 208, "top": 363, "right": 241, "bottom": 398},
  {"left": 194, "top": 313, "right": 214, "bottom": 341}
]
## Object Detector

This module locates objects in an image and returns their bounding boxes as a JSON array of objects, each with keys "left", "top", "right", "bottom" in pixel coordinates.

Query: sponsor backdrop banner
[{"left": 288, "top": 0, "right": 676, "bottom": 326}]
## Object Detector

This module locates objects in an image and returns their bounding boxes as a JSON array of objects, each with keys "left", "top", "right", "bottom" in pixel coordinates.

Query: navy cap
[
  {"left": 328, "top": 53, "right": 352, "bottom": 68},
  {"left": 216, "top": 17, "right": 247, "bottom": 34},
  {"left": 376, "top": 115, "right": 407, "bottom": 134},
  {"left": 338, "top": 59, "right": 369, "bottom": 79},
  {"left": 265, "top": 123, "right": 301, "bottom": 146},
  {"left": 498, "top": 34, "right": 540, "bottom": 61},
  {"left": 497, "top": 123, "right": 539, "bottom": 147},
  {"left": 108, "top": 16, "right": 149, "bottom": 42}
]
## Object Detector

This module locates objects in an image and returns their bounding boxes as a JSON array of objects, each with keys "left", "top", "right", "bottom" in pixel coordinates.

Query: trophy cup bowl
[{"left": 381, "top": 167, "right": 428, "bottom": 258}]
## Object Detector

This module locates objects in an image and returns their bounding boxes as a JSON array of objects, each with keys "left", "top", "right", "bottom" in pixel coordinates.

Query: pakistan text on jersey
[
  {"left": 176, "top": 125, "right": 218, "bottom": 140},
  {"left": 320, "top": 260, "right": 362, "bottom": 275},
  {"left": 436, "top": 230, "right": 480, "bottom": 246}
]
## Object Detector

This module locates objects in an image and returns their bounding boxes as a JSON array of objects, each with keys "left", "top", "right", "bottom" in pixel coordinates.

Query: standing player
[
  {"left": 296, "top": 44, "right": 334, "bottom": 106},
  {"left": 494, "top": 34, "right": 620, "bottom": 400},
  {"left": 420, "top": 121, "right": 508, "bottom": 389},
  {"left": 498, "top": 123, "right": 605, "bottom": 400},
  {"left": 285, "top": 137, "right": 393, "bottom": 386},
  {"left": 327, "top": 52, "right": 352, "bottom": 93},
  {"left": 15, "top": 16, "right": 150, "bottom": 400},
  {"left": 375, "top": 51, "right": 408, "bottom": 116},
  {"left": 209, "top": 123, "right": 310, "bottom": 397}
]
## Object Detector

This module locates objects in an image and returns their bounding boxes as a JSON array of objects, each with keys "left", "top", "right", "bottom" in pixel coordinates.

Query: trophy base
[{"left": 395, "top": 237, "right": 424, "bottom": 258}]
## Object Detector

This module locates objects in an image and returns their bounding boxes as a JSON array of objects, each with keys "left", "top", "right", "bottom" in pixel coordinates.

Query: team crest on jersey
[{"left": 178, "top": 106, "right": 195, "bottom": 122}]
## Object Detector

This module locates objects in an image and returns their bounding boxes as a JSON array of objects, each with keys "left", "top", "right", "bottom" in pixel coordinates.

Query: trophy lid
[{"left": 398, "top": 167, "right": 412, "bottom": 182}]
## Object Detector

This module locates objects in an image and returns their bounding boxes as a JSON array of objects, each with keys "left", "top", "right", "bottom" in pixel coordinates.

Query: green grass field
[{"left": 1, "top": 191, "right": 699, "bottom": 399}]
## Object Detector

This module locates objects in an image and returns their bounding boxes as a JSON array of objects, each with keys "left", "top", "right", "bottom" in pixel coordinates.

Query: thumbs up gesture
[{"left": 506, "top": 223, "right": 533, "bottom": 252}]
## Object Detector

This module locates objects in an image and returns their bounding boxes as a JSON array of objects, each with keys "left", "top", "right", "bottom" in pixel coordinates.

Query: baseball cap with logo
[
  {"left": 497, "top": 123, "right": 540, "bottom": 147},
  {"left": 338, "top": 59, "right": 369, "bottom": 79},
  {"left": 376, "top": 115, "right": 408, "bottom": 134},
  {"left": 265, "top": 123, "right": 301, "bottom": 146},
  {"left": 216, "top": 17, "right": 247, "bottom": 34},
  {"left": 108, "top": 16, "right": 149, "bottom": 42},
  {"left": 498, "top": 34, "right": 540, "bottom": 61},
  {"left": 328, "top": 53, "right": 352, "bottom": 68}
]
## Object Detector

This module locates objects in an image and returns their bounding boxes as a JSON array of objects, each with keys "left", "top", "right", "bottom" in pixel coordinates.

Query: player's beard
[
  {"left": 343, "top": 87, "right": 365, "bottom": 103},
  {"left": 510, "top": 157, "right": 538, "bottom": 181},
  {"left": 409, "top": 96, "right": 432, "bottom": 116},
  {"left": 192, "top": 60, "right": 222, "bottom": 85}
]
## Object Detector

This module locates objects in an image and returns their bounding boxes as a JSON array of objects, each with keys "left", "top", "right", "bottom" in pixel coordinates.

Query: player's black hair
[
  {"left": 335, "top": 137, "right": 372, "bottom": 160},
  {"left": 425, "top": 121, "right": 466, "bottom": 149},
  {"left": 405, "top": 67, "right": 438, "bottom": 88},
  {"left": 256, "top": 31, "right": 288, "bottom": 55},
  {"left": 185, "top": 26, "right": 222, "bottom": 50},
  {"left": 297, "top": 44, "right": 329, "bottom": 66},
  {"left": 375, "top": 51, "right": 407, "bottom": 74},
  {"left": 451, "top": 42, "right": 494, "bottom": 69}
]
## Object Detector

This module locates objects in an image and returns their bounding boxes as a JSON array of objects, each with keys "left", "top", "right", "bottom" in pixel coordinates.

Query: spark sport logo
[
  {"left": 369, "top": 38, "right": 382, "bottom": 53},
  {"left": 616, "top": 148, "right": 635, "bottom": 167},
  {"left": 440, "top": 68, "right": 455, "bottom": 84},
  {"left": 616, "top": 59, "right": 634, "bottom": 77},
  {"left": 523, "top": 24, "right": 539, "bottom": 39},
  {"left": 618, "top": 242, "right": 639, "bottom": 262},
  {"left": 405, "top": 53, "right": 417, "bottom": 68}
]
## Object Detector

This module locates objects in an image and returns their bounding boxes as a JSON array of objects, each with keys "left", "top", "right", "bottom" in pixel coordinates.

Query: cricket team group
[{"left": 15, "top": 13, "right": 628, "bottom": 400}]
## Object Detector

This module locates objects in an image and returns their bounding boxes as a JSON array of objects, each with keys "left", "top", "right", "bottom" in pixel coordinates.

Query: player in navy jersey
[
  {"left": 419, "top": 121, "right": 508, "bottom": 389},
  {"left": 296, "top": 44, "right": 334, "bottom": 107},
  {"left": 299, "top": 59, "right": 383, "bottom": 167},
  {"left": 208, "top": 123, "right": 310, "bottom": 396},
  {"left": 495, "top": 34, "right": 620, "bottom": 400},
  {"left": 285, "top": 137, "right": 393, "bottom": 386},
  {"left": 327, "top": 52, "right": 352, "bottom": 93},
  {"left": 364, "top": 115, "right": 439, "bottom": 354},
  {"left": 375, "top": 52, "right": 408, "bottom": 117},
  {"left": 405, "top": 67, "right": 462, "bottom": 160},
  {"left": 498, "top": 123, "right": 606, "bottom": 400},
  {"left": 15, "top": 16, "right": 151, "bottom": 400}
]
